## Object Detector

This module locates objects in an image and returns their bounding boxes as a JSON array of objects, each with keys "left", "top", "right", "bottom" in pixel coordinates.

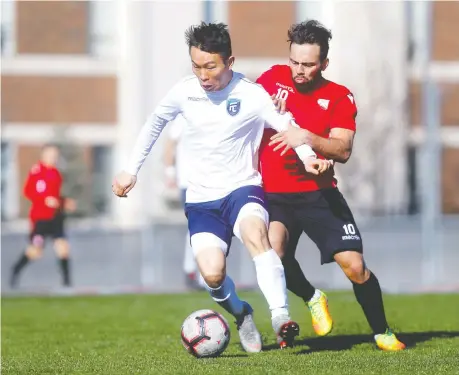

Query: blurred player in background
[
  {"left": 163, "top": 115, "right": 205, "bottom": 290},
  {"left": 10, "top": 144, "right": 76, "bottom": 289},
  {"left": 112, "top": 22, "right": 331, "bottom": 351},
  {"left": 258, "top": 20, "right": 405, "bottom": 351}
]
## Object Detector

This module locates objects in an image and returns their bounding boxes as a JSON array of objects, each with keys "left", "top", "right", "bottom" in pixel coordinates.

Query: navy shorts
[
  {"left": 184, "top": 185, "right": 268, "bottom": 254},
  {"left": 266, "top": 188, "right": 363, "bottom": 264}
]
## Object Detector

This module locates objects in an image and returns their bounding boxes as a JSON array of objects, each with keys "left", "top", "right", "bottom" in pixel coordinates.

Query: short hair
[
  {"left": 287, "top": 20, "right": 332, "bottom": 61},
  {"left": 185, "top": 22, "right": 232, "bottom": 61}
]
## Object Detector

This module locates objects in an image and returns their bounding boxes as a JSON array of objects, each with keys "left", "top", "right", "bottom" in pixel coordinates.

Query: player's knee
[
  {"left": 335, "top": 251, "right": 368, "bottom": 283},
  {"left": 202, "top": 273, "right": 225, "bottom": 289},
  {"left": 54, "top": 238, "right": 70, "bottom": 258},
  {"left": 26, "top": 245, "right": 43, "bottom": 260},
  {"left": 192, "top": 233, "right": 227, "bottom": 287}
]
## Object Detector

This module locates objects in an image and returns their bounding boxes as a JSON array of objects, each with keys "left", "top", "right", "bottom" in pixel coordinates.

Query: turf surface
[{"left": 2, "top": 291, "right": 459, "bottom": 374}]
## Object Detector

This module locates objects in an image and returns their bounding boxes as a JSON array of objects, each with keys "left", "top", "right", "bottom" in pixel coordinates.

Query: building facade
[{"left": 1, "top": 1, "right": 458, "bottom": 228}]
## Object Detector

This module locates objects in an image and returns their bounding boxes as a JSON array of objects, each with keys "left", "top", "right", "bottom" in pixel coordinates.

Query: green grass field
[{"left": 2, "top": 291, "right": 459, "bottom": 375}]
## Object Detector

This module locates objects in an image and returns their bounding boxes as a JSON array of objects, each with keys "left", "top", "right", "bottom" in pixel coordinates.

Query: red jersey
[
  {"left": 23, "top": 162, "right": 63, "bottom": 222},
  {"left": 256, "top": 65, "right": 357, "bottom": 193}
]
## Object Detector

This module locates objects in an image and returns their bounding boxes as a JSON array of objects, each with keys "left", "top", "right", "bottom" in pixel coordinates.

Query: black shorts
[
  {"left": 29, "top": 215, "right": 65, "bottom": 245},
  {"left": 266, "top": 188, "right": 363, "bottom": 264}
]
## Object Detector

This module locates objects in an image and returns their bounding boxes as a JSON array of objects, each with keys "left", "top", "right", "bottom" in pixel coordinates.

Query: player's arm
[
  {"left": 270, "top": 93, "right": 357, "bottom": 164},
  {"left": 305, "top": 128, "right": 355, "bottom": 164},
  {"left": 257, "top": 90, "right": 331, "bottom": 175},
  {"left": 23, "top": 170, "right": 38, "bottom": 202},
  {"left": 112, "top": 85, "right": 182, "bottom": 197}
]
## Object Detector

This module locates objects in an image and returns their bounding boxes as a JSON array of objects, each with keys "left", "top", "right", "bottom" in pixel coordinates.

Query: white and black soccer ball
[{"left": 181, "top": 309, "right": 231, "bottom": 358}]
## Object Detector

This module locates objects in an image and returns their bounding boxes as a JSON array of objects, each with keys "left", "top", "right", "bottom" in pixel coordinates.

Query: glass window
[
  {"left": 88, "top": 0, "right": 118, "bottom": 58},
  {"left": 1, "top": 142, "right": 10, "bottom": 220},
  {"left": 1, "top": 0, "right": 16, "bottom": 56},
  {"left": 91, "top": 145, "right": 112, "bottom": 215}
]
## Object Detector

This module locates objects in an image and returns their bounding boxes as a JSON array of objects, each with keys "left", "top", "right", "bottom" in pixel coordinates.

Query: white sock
[
  {"left": 253, "top": 249, "right": 289, "bottom": 319},
  {"left": 309, "top": 289, "right": 321, "bottom": 302},
  {"left": 205, "top": 275, "right": 244, "bottom": 317},
  {"left": 183, "top": 231, "right": 196, "bottom": 274}
]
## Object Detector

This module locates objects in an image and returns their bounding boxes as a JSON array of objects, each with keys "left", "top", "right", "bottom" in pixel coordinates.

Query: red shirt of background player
[
  {"left": 256, "top": 65, "right": 358, "bottom": 193},
  {"left": 23, "top": 162, "right": 63, "bottom": 223}
]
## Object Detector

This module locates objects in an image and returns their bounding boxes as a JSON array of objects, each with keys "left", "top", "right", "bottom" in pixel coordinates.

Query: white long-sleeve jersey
[{"left": 126, "top": 72, "right": 315, "bottom": 203}]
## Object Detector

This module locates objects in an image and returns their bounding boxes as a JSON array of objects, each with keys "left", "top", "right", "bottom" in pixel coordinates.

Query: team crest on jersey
[
  {"left": 227, "top": 98, "right": 241, "bottom": 116},
  {"left": 317, "top": 99, "right": 330, "bottom": 110}
]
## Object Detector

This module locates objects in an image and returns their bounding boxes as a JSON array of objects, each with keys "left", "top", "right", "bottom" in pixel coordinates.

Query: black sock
[
  {"left": 12, "top": 253, "right": 30, "bottom": 276},
  {"left": 352, "top": 272, "right": 388, "bottom": 334},
  {"left": 59, "top": 258, "right": 71, "bottom": 286},
  {"left": 283, "top": 257, "right": 316, "bottom": 302}
]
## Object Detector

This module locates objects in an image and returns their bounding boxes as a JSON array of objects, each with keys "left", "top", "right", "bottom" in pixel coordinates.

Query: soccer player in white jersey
[{"left": 112, "top": 22, "right": 331, "bottom": 352}]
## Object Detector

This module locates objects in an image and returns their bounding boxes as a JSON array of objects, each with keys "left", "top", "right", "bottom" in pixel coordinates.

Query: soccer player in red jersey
[
  {"left": 10, "top": 144, "right": 75, "bottom": 288},
  {"left": 257, "top": 20, "right": 405, "bottom": 351}
]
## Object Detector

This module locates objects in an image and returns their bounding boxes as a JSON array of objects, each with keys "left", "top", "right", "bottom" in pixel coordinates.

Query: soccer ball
[{"left": 181, "top": 309, "right": 231, "bottom": 358}]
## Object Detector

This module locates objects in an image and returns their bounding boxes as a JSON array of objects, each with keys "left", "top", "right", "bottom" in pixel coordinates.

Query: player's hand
[
  {"left": 112, "top": 171, "right": 137, "bottom": 197},
  {"left": 45, "top": 196, "right": 60, "bottom": 208},
  {"left": 63, "top": 198, "right": 77, "bottom": 212},
  {"left": 271, "top": 94, "right": 287, "bottom": 114},
  {"left": 269, "top": 124, "right": 310, "bottom": 155},
  {"left": 302, "top": 157, "right": 331, "bottom": 176}
]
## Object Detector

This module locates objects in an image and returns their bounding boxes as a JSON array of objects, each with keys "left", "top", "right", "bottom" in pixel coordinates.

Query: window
[
  {"left": 91, "top": 146, "right": 112, "bottom": 215},
  {"left": 88, "top": 1, "right": 118, "bottom": 58},
  {"left": 59, "top": 144, "right": 112, "bottom": 218},
  {"left": 1, "top": 143, "right": 9, "bottom": 220},
  {"left": 1, "top": 0, "right": 15, "bottom": 56},
  {"left": 1, "top": 142, "right": 19, "bottom": 221}
]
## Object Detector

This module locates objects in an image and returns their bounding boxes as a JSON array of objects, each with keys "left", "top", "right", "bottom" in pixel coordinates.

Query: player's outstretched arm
[{"left": 112, "top": 84, "right": 182, "bottom": 197}]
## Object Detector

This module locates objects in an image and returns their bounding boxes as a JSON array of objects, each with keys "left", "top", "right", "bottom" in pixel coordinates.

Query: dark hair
[
  {"left": 288, "top": 20, "right": 332, "bottom": 61},
  {"left": 185, "top": 22, "right": 232, "bottom": 61}
]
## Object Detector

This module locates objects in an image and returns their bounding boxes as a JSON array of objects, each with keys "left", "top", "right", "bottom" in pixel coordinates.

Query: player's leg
[
  {"left": 300, "top": 188, "right": 405, "bottom": 351},
  {"left": 186, "top": 204, "right": 262, "bottom": 353},
  {"left": 53, "top": 238, "right": 71, "bottom": 287},
  {"left": 267, "top": 194, "right": 332, "bottom": 336},
  {"left": 270, "top": 217, "right": 333, "bottom": 337},
  {"left": 10, "top": 221, "right": 46, "bottom": 288},
  {"left": 51, "top": 216, "right": 71, "bottom": 287},
  {"left": 267, "top": 198, "right": 316, "bottom": 301},
  {"left": 333, "top": 250, "right": 404, "bottom": 350},
  {"left": 229, "top": 186, "right": 299, "bottom": 348}
]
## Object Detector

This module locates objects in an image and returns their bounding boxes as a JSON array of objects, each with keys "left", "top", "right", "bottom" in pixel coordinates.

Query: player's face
[
  {"left": 41, "top": 146, "right": 60, "bottom": 167},
  {"left": 289, "top": 43, "right": 328, "bottom": 91},
  {"left": 190, "top": 46, "right": 234, "bottom": 92}
]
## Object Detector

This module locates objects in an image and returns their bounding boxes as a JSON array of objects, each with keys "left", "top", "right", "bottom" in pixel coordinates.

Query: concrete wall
[{"left": 2, "top": 217, "right": 458, "bottom": 295}]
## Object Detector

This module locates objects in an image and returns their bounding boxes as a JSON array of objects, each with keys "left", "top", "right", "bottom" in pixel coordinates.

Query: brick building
[{"left": 1, "top": 1, "right": 458, "bottom": 227}]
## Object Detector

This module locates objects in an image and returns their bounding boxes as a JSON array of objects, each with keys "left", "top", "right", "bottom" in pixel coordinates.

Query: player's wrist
[
  {"left": 294, "top": 144, "right": 316, "bottom": 161},
  {"left": 123, "top": 167, "right": 138, "bottom": 177},
  {"left": 165, "top": 166, "right": 176, "bottom": 179}
]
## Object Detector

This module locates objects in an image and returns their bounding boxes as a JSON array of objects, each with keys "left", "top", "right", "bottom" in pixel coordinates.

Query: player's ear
[
  {"left": 226, "top": 56, "right": 235, "bottom": 69},
  {"left": 321, "top": 58, "right": 329, "bottom": 71}
]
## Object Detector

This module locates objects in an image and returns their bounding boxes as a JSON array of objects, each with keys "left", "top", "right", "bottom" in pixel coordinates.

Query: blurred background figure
[
  {"left": 9, "top": 144, "right": 77, "bottom": 288},
  {"left": 163, "top": 116, "right": 205, "bottom": 290}
]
